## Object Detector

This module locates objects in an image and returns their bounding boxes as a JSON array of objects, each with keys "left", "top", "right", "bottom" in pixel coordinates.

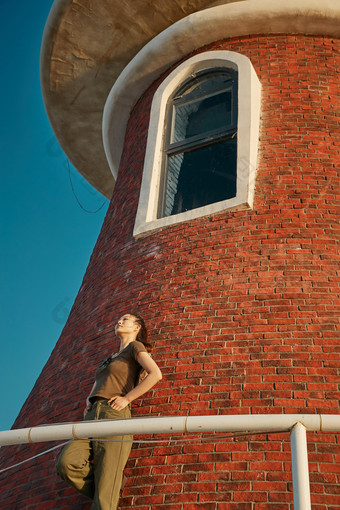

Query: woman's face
[{"left": 115, "top": 314, "right": 140, "bottom": 336}]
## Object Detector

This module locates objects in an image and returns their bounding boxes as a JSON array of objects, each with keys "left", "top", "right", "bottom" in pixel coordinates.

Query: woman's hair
[{"left": 131, "top": 313, "right": 153, "bottom": 353}]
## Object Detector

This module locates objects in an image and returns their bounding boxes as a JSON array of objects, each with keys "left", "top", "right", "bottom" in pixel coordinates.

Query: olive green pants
[{"left": 56, "top": 401, "right": 132, "bottom": 510}]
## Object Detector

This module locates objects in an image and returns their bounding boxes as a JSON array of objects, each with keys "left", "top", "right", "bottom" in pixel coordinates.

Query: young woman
[{"left": 56, "top": 313, "right": 162, "bottom": 510}]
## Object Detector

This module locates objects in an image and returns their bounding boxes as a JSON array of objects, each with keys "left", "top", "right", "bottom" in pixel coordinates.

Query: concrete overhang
[{"left": 41, "top": 0, "right": 340, "bottom": 198}]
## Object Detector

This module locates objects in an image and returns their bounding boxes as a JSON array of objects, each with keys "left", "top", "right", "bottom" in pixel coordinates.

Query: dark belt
[{"left": 91, "top": 397, "right": 108, "bottom": 404}]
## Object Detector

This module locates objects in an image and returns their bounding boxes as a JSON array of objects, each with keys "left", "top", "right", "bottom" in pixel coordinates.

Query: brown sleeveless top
[{"left": 89, "top": 341, "right": 147, "bottom": 403}]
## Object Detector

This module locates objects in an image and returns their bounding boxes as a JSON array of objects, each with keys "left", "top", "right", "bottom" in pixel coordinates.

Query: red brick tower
[{"left": 1, "top": 1, "right": 339, "bottom": 508}]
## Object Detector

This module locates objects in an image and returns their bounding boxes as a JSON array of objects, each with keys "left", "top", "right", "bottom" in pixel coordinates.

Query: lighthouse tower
[{"left": 0, "top": 1, "right": 339, "bottom": 508}]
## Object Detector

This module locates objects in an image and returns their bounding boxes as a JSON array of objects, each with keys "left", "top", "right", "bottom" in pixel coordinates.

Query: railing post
[{"left": 290, "top": 422, "right": 311, "bottom": 510}]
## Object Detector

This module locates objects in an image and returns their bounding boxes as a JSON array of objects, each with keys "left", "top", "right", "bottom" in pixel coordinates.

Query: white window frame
[{"left": 133, "top": 51, "right": 261, "bottom": 238}]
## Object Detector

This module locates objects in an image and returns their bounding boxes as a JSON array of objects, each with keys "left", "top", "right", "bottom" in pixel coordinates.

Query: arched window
[
  {"left": 134, "top": 51, "right": 261, "bottom": 238},
  {"left": 159, "top": 69, "right": 238, "bottom": 218}
]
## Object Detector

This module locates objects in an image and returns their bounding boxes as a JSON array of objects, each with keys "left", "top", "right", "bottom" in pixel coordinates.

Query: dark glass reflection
[
  {"left": 164, "top": 138, "right": 237, "bottom": 217},
  {"left": 172, "top": 89, "right": 233, "bottom": 144}
]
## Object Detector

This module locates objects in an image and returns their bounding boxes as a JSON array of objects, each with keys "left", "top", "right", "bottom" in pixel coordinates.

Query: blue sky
[{"left": 0, "top": 0, "right": 109, "bottom": 431}]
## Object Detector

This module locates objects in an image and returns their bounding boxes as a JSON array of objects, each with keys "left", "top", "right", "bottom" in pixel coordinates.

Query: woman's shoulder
[
  {"left": 129, "top": 340, "right": 148, "bottom": 356},
  {"left": 130, "top": 340, "right": 147, "bottom": 350}
]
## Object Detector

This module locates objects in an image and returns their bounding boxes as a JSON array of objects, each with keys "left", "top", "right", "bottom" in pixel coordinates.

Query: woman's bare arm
[{"left": 83, "top": 381, "right": 96, "bottom": 417}]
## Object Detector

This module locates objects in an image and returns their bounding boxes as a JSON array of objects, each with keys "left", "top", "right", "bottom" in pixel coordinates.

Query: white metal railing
[{"left": 1, "top": 414, "right": 339, "bottom": 510}]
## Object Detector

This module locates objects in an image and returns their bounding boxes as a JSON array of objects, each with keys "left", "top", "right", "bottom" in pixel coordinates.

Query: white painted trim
[
  {"left": 133, "top": 51, "right": 261, "bottom": 237},
  {"left": 102, "top": 0, "right": 340, "bottom": 185}
]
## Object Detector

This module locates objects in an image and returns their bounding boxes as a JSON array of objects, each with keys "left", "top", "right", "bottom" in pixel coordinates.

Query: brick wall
[{"left": 0, "top": 34, "right": 339, "bottom": 509}]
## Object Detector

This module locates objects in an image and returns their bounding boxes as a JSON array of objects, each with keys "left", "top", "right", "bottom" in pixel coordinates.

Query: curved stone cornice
[{"left": 41, "top": 0, "right": 340, "bottom": 197}]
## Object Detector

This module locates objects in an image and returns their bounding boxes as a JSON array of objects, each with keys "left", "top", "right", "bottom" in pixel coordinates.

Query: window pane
[
  {"left": 174, "top": 71, "right": 234, "bottom": 101},
  {"left": 171, "top": 88, "right": 233, "bottom": 144},
  {"left": 161, "top": 138, "right": 237, "bottom": 218}
]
